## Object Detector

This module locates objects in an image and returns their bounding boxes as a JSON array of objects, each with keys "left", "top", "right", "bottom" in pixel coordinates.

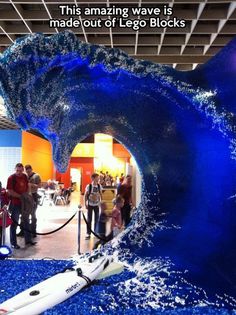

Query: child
[
  {"left": 108, "top": 195, "right": 124, "bottom": 240},
  {"left": 101, "top": 195, "right": 124, "bottom": 245}
]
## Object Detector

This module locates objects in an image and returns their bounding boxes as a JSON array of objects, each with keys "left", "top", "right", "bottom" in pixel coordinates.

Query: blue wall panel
[{"left": 0, "top": 130, "right": 22, "bottom": 147}]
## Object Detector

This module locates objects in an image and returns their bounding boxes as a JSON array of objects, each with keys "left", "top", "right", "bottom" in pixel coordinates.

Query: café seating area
[{"left": 38, "top": 180, "right": 72, "bottom": 207}]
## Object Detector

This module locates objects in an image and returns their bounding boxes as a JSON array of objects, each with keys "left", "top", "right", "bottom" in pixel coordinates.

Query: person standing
[
  {"left": 7, "top": 163, "right": 28, "bottom": 249},
  {"left": 93, "top": 196, "right": 124, "bottom": 249},
  {"left": 0, "top": 181, "right": 10, "bottom": 246},
  {"left": 25, "top": 165, "right": 41, "bottom": 237},
  {"left": 117, "top": 174, "right": 133, "bottom": 227},
  {"left": 119, "top": 173, "right": 125, "bottom": 185},
  {"left": 109, "top": 195, "right": 124, "bottom": 239},
  {"left": 0, "top": 181, "right": 9, "bottom": 207},
  {"left": 84, "top": 173, "right": 102, "bottom": 240}
]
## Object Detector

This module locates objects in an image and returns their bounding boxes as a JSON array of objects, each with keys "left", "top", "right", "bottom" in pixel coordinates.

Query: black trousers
[
  {"left": 87, "top": 205, "right": 99, "bottom": 235},
  {"left": 121, "top": 204, "right": 131, "bottom": 227}
]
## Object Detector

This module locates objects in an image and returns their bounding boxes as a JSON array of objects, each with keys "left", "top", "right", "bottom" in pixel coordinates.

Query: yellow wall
[
  {"left": 72, "top": 143, "right": 131, "bottom": 159},
  {"left": 22, "top": 131, "right": 54, "bottom": 182},
  {"left": 71, "top": 143, "right": 94, "bottom": 157},
  {"left": 71, "top": 142, "right": 131, "bottom": 176}
]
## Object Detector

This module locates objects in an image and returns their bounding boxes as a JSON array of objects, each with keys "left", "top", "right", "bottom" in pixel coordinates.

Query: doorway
[{"left": 70, "top": 167, "right": 82, "bottom": 192}]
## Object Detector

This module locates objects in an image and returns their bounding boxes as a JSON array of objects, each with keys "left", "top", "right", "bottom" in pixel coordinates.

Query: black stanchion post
[{"left": 77, "top": 205, "right": 82, "bottom": 255}]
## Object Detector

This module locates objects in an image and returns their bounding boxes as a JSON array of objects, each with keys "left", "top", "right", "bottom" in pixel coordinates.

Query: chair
[
  {"left": 54, "top": 195, "right": 66, "bottom": 205},
  {"left": 63, "top": 188, "right": 72, "bottom": 205},
  {"left": 54, "top": 189, "right": 66, "bottom": 205}
]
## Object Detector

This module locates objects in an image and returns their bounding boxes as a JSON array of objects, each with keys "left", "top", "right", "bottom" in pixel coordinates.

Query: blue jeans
[
  {"left": 10, "top": 204, "right": 21, "bottom": 246},
  {"left": 10, "top": 204, "right": 32, "bottom": 245}
]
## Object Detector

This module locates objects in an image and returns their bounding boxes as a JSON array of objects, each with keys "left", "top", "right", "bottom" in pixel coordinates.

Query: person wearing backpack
[
  {"left": 84, "top": 173, "right": 102, "bottom": 240},
  {"left": 25, "top": 165, "right": 41, "bottom": 238}
]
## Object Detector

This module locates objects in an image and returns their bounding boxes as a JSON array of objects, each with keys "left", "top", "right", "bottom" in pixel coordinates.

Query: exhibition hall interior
[
  {"left": 0, "top": 128, "right": 142, "bottom": 258},
  {"left": 0, "top": 1, "right": 236, "bottom": 314}
]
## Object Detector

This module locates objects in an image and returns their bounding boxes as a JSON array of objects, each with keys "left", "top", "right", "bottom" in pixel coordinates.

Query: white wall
[{"left": 0, "top": 147, "right": 22, "bottom": 187}]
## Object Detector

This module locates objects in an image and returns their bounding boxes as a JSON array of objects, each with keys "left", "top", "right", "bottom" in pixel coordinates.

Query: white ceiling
[
  {"left": 0, "top": 0, "right": 235, "bottom": 71},
  {"left": 0, "top": 0, "right": 235, "bottom": 129}
]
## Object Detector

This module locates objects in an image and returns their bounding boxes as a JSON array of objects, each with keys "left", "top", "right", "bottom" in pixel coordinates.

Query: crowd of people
[
  {"left": 39, "top": 180, "right": 71, "bottom": 206},
  {"left": 0, "top": 163, "right": 41, "bottom": 248},
  {"left": 84, "top": 172, "right": 133, "bottom": 247},
  {"left": 97, "top": 171, "right": 125, "bottom": 187},
  {"left": 0, "top": 165, "right": 134, "bottom": 251}
]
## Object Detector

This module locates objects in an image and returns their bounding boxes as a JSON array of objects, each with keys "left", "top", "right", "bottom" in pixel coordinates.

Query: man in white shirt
[
  {"left": 25, "top": 165, "right": 41, "bottom": 238},
  {"left": 84, "top": 173, "right": 102, "bottom": 240}
]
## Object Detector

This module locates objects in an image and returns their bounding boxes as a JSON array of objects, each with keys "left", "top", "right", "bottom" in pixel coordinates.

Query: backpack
[
  {"left": 88, "top": 183, "right": 101, "bottom": 196},
  {"left": 28, "top": 172, "right": 35, "bottom": 180},
  {"left": 87, "top": 184, "right": 101, "bottom": 205}
]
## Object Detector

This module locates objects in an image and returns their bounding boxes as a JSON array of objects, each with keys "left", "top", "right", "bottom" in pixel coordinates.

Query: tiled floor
[{"left": 6, "top": 192, "right": 100, "bottom": 260}]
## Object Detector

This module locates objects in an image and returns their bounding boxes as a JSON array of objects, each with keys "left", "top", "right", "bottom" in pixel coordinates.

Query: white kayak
[{"left": 0, "top": 254, "right": 114, "bottom": 315}]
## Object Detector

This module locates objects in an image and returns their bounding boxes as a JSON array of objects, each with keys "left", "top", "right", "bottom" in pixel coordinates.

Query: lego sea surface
[{"left": 0, "top": 31, "right": 235, "bottom": 314}]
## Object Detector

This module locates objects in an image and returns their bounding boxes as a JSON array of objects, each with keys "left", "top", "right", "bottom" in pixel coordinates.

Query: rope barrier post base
[{"left": 77, "top": 205, "right": 82, "bottom": 255}]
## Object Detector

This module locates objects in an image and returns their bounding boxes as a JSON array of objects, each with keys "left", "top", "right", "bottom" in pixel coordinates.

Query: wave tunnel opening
[
  {"left": 61, "top": 132, "right": 143, "bottom": 239},
  {"left": 0, "top": 31, "right": 236, "bottom": 313}
]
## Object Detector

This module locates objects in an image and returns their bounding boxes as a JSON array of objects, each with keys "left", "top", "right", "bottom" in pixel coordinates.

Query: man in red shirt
[
  {"left": 7, "top": 163, "right": 29, "bottom": 249},
  {"left": 117, "top": 175, "right": 133, "bottom": 227}
]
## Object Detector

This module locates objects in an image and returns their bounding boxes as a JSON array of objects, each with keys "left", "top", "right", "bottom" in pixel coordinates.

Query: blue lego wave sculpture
[{"left": 0, "top": 31, "right": 236, "bottom": 314}]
